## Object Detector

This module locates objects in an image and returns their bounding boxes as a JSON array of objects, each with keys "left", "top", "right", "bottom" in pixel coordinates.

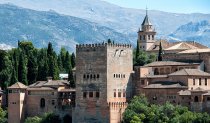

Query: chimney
[{"left": 47, "top": 77, "right": 53, "bottom": 82}]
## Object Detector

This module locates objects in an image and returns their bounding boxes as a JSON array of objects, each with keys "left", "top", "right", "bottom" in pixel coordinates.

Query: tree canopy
[{"left": 123, "top": 95, "right": 210, "bottom": 123}]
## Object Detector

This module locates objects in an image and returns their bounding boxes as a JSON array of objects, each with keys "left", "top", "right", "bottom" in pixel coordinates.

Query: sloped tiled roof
[
  {"left": 165, "top": 42, "right": 198, "bottom": 50},
  {"left": 29, "top": 80, "right": 69, "bottom": 88},
  {"left": 27, "top": 87, "right": 55, "bottom": 91},
  {"left": 178, "top": 48, "right": 210, "bottom": 54},
  {"left": 144, "top": 81, "right": 187, "bottom": 89},
  {"left": 8, "top": 82, "right": 27, "bottom": 89},
  {"left": 147, "top": 40, "right": 207, "bottom": 52},
  {"left": 169, "top": 69, "right": 210, "bottom": 76},
  {"left": 144, "top": 61, "right": 198, "bottom": 67}
]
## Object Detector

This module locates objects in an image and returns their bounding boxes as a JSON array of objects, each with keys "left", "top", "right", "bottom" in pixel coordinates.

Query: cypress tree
[
  {"left": 0, "top": 50, "right": 12, "bottom": 90},
  {"left": 136, "top": 40, "right": 140, "bottom": 60},
  {"left": 10, "top": 68, "right": 18, "bottom": 85},
  {"left": 27, "top": 51, "right": 38, "bottom": 85},
  {"left": 60, "top": 47, "right": 67, "bottom": 69},
  {"left": 65, "top": 51, "right": 71, "bottom": 72},
  {"left": 47, "top": 42, "right": 53, "bottom": 57},
  {"left": 71, "top": 52, "right": 76, "bottom": 68},
  {"left": 158, "top": 42, "right": 163, "bottom": 61},
  {"left": 68, "top": 65, "right": 75, "bottom": 88},
  {"left": 18, "top": 51, "right": 28, "bottom": 85},
  {"left": 57, "top": 55, "right": 63, "bottom": 72},
  {"left": 12, "top": 49, "right": 19, "bottom": 80}
]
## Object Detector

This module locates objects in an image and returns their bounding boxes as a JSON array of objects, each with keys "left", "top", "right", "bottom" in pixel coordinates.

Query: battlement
[{"left": 76, "top": 43, "right": 132, "bottom": 50}]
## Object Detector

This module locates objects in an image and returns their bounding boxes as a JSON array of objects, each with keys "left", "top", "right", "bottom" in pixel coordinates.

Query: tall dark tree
[
  {"left": 158, "top": 42, "right": 163, "bottom": 61},
  {"left": 136, "top": 40, "right": 140, "bottom": 60},
  {"left": 71, "top": 52, "right": 76, "bottom": 68},
  {"left": 11, "top": 49, "right": 19, "bottom": 80},
  {"left": 60, "top": 47, "right": 67, "bottom": 70},
  {"left": 18, "top": 52, "right": 28, "bottom": 85},
  {"left": 47, "top": 42, "right": 54, "bottom": 57},
  {"left": 10, "top": 68, "right": 18, "bottom": 85},
  {"left": 65, "top": 51, "right": 71, "bottom": 72},
  {"left": 48, "top": 53, "right": 59, "bottom": 80},
  {"left": 37, "top": 59, "right": 48, "bottom": 81},
  {"left": 57, "top": 55, "right": 63, "bottom": 72},
  {"left": 68, "top": 65, "right": 75, "bottom": 88},
  {"left": 0, "top": 50, "right": 12, "bottom": 89},
  {"left": 27, "top": 50, "right": 38, "bottom": 85}
]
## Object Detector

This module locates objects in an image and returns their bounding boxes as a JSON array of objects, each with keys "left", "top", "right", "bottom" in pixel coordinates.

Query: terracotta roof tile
[
  {"left": 169, "top": 69, "right": 210, "bottom": 76},
  {"left": 144, "top": 61, "right": 199, "bottom": 67},
  {"left": 8, "top": 82, "right": 27, "bottom": 89}
]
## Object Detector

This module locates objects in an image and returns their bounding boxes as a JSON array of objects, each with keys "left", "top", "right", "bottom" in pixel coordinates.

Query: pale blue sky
[{"left": 102, "top": 0, "right": 210, "bottom": 13}]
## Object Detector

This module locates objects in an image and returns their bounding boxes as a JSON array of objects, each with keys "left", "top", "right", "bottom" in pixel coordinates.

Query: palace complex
[{"left": 6, "top": 10, "right": 210, "bottom": 123}]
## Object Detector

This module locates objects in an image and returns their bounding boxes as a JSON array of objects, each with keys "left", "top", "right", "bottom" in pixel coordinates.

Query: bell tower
[{"left": 138, "top": 8, "right": 156, "bottom": 51}]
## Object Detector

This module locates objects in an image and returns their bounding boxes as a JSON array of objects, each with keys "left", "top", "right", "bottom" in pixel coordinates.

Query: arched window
[
  {"left": 194, "top": 96, "right": 199, "bottom": 102},
  {"left": 40, "top": 98, "right": 45, "bottom": 108}
]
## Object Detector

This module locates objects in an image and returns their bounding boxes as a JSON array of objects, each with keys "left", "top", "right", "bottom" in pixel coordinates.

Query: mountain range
[{"left": 0, "top": 0, "right": 210, "bottom": 51}]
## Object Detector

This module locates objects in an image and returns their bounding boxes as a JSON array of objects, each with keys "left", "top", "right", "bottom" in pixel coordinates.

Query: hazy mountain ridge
[
  {"left": 0, "top": 4, "right": 131, "bottom": 51},
  {"left": 169, "top": 20, "right": 210, "bottom": 47},
  {"left": 0, "top": 0, "right": 210, "bottom": 51}
]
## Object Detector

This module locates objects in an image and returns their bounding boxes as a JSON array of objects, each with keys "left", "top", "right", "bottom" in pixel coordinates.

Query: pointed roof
[
  {"left": 141, "top": 9, "right": 152, "bottom": 26},
  {"left": 8, "top": 82, "right": 27, "bottom": 89}
]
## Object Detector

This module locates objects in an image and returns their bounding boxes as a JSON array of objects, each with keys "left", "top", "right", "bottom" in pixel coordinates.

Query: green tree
[
  {"left": 0, "top": 107, "right": 7, "bottom": 123},
  {"left": 71, "top": 52, "right": 76, "bottom": 68},
  {"left": 64, "top": 51, "right": 71, "bottom": 72},
  {"left": 37, "top": 48, "right": 48, "bottom": 81},
  {"left": 27, "top": 50, "right": 38, "bottom": 84},
  {"left": 25, "top": 116, "right": 42, "bottom": 123},
  {"left": 10, "top": 68, "right": 18, "bottom": 85},
  {"left": 136, "top": 40, "right": 140, "bottom": 60},
  {"left": 68, "top": 65, "right": 75, "bottom": 88},
  {"left": 60, "top": 47, "right": 67, "bottom": 70},
  {"left": 123, "top": 95, "right": 210, "bottom": 123},
  {"left": 41, "top": 112, "right": 61, "bottom": 123},
  {"left": 18, "top": 52, "right": 28, "bottom": 85},
  {"left": 0, "top": 50, "right": 12, "bottom": 89},
  {"left": 47, "top": 42, "right": 54, "bottom": 57},
  {"left": 57, "top": 55, "right": 63, "bottom": 72},
  {"left": 158, "top": 42, "right": 163, "bottom": 61}
]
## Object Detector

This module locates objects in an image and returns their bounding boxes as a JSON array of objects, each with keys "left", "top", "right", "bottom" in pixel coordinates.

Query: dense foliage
[
  {"left": 0, "top": 107, "right": 7, "bottom": 123},
  {"left": 24, "top": 113, "right": 72, "bottom": 123},
  {"left": 0, "top": 41, "right": 76, "bottom": 88},
  {"left": 123, "top": 95, "right": 210, "bottom": 123},
  {"left": 134, "top": 46, "right": 156, "bottom": 66}
]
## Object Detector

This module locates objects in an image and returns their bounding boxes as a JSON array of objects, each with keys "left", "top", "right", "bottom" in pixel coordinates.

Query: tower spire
[{"left": 146, "top": 6, "right": 148, "bottom": 15}]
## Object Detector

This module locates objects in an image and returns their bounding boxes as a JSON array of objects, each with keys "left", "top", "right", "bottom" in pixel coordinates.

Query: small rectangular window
[
  {"left": 193, "top": 79, "right": 195, "bottom": 85},
  {"left": 89, "top": 92, "right": 93, "bottom": 98},
  {"left": 118, "top": 92, "right": 121, "bottom": 97},
  {"left": 97, "top": 74, "right": 99, "bottom": 78},
  {"left": 83, "top": 92, "right": 86, "bottom": 98},
  {"left": 114, "top": 92, "right": 116, "bottom": 97},
  {"left": 96, "top": 92, "right": 100, "bottom": 98},
  {"left": 205, "top": 78, "right": 208, "bottom": 86},
  {"left": 123, "top": 92, "right": 126, "bottom": 97},
  {"left": 199, "top": 78, "right": 202, "bottom": 85}
]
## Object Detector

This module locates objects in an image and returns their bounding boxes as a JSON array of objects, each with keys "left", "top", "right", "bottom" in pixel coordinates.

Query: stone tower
[
  {"left": 73, "top": 43, "right": 133, "bottom": 123},
  {"left": 8, "top": 82, "right": 27, "bottom": 123},
  {"left": 137, "top": 9, "right": 156, "bottom": 51}
]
